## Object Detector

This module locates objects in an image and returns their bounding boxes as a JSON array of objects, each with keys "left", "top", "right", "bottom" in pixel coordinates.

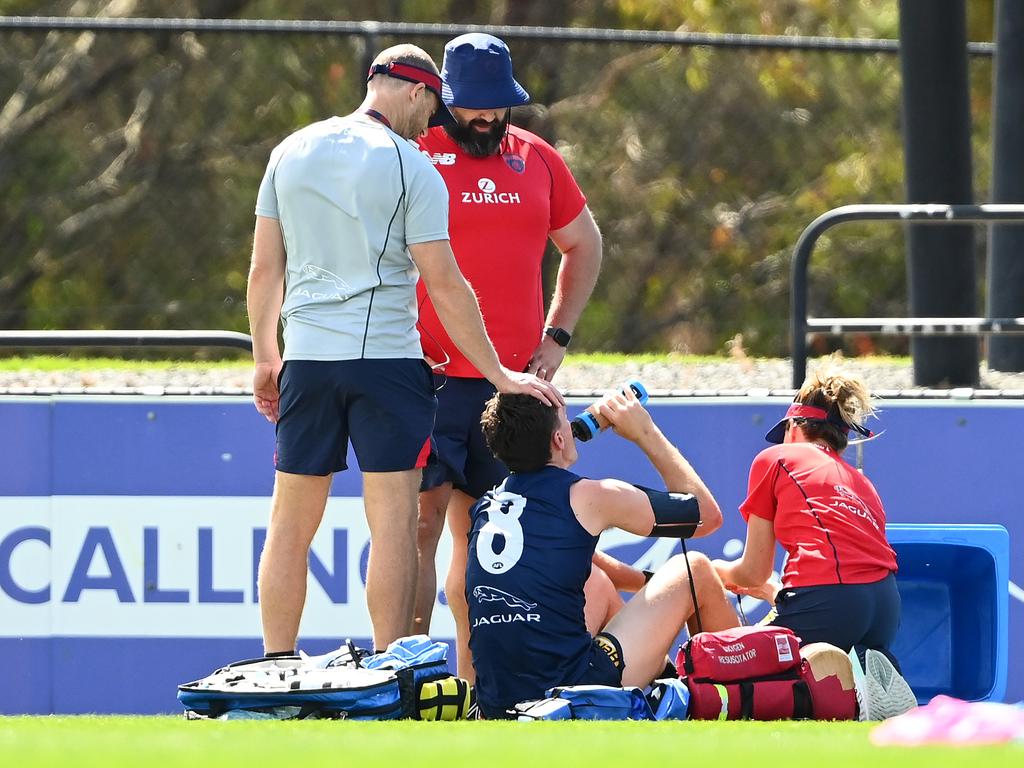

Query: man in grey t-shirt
[{"left": 247, "top": 43, "right": 562, "bottom": 656}]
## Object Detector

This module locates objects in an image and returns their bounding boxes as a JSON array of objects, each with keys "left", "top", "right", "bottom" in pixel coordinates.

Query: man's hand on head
[{"left": 495, "top": 368, "right": 565, "bottom": 407}]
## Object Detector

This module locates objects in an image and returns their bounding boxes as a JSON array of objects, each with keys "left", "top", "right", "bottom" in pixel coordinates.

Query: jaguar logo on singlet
[
  {"left": 471, "top": 585, "right": 541, "bottom": 628},
  {"left": 461, "top": 177, "right": 521, "bottom": 205},
  {"left": 472, "top": 585, "right": 536, "bottom": 611},
  {"left": 473, "top": 614, "right": 541, "bottom": 628}
]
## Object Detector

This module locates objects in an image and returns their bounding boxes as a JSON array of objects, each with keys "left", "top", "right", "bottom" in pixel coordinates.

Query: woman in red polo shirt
[{"left": 714, "top": 365, "right": 902, "bottom": 667}]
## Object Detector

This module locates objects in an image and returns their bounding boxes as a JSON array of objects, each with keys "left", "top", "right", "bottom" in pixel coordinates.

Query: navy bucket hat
[{"left": 441, "top": 33, "right": 531, "bottom": 109}]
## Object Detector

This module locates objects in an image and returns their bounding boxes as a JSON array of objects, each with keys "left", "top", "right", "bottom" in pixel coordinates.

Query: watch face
[{"left": 546, "top": 327, "right": 571, "bottom": 347}]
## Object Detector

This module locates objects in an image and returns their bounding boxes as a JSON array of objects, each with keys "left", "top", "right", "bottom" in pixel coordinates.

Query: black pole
[
  {"left": 898, "top": 0, "right": 979, "bottom": 386},
  {"left": 358, "top": 32, "right": 379, "bottom": 86},
  {"left": 987, "top": 0, "right": 1024, "bottom": 371}
]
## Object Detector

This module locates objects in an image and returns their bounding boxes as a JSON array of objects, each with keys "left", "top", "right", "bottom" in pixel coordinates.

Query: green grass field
[
  {"left": 0, "top": 355, "right": 253, "bottom": 372},
  {"left": 0, "top": 718, "right": 1019, "bottom": 767}
]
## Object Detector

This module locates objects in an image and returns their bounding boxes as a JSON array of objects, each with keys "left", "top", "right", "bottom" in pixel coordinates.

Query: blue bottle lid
[
  {"left": 626, "top": 379, "right": 649, "bottom": 404},
  {"left": 572, "top": 410, "right": 601, "bottom": 442}
]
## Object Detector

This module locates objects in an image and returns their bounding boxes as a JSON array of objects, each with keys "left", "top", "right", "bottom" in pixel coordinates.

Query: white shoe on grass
[{"left": 852, "top": 648, "right": 918, "bottom": 721}]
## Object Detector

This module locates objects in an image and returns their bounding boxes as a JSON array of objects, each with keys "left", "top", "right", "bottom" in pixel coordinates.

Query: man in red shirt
[{"left": 414, "top": 33, "right": 603, "bottom": 680}]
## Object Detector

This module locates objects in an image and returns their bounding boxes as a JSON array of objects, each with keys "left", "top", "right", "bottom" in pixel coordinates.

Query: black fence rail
[
  {"left": 790, "top": 204, "right": 1024, "bottom": 388},
  {"left": 0, "top": 330, "right": 253, "bottom": 352},
  {"left": 0, "top": 15, "right": 997, "bottom": 56}
]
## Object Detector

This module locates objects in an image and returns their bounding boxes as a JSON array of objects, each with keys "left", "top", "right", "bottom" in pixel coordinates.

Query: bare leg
[
  {"left": 605, "top": 552, "right": 740, "bottom": 687},
  {"left": 258, "top": 470, "right": 332, "bottom": 654},
  {"left": 413, "top": 482, "right": 454, "bottom": 634},
  {"left": 443, "top": 489, "right": 476, "bottom": 682},
  {"left": 686, "top": 552, "right": 744, "bottom": 635},
  {"left": 584, "top": 564, "right": 626, "bottom": 635},
  {"left": 363, "top": 469, "right": 421, "bottom": 649}
]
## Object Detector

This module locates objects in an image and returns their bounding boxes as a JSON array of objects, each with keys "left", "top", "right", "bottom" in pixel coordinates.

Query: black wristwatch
[{"left": 544, "top": 326, "right": 572, "bottom": 348}]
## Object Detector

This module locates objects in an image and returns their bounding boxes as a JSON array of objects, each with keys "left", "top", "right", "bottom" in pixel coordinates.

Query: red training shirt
[
  {"left": 739, "top": 442, "right": 897, "bottom": 588},
  {"left": 415, "top": 125, "right": 587, "bottom": 378}
]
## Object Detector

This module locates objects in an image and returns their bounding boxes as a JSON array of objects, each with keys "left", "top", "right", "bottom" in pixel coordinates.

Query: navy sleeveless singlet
[{"left": 466, "top": 465, "right": 601, "bottom": 716}]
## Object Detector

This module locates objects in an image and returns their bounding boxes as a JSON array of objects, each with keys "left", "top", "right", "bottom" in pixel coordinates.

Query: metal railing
[
  {"left": 0, "top": 330, "right": 253, "bottom": 352},
  {"left": 0, "top": 16, "right": 997, "bottom": 56},
  {"left": 790, "top": 204, "right": 1024, "bottom": 388}
]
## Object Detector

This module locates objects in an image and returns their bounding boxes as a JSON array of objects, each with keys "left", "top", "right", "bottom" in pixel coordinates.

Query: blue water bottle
[{"left": 570, "top": 380, "right": 649, "bottom": 442}]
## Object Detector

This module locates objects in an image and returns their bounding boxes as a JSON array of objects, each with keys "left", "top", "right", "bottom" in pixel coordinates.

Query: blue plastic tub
[{"left": 887, "top": 523, "right": 1009, "bottom": 703}]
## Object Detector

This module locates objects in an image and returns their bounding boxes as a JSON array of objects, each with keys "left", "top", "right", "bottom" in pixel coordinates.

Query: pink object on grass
[{"left": 870, "top": 694, "right": 1024, "bottom": 746}]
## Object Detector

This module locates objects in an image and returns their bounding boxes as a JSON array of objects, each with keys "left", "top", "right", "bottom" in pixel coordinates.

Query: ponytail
[{"left": 794, "top": 358, "right": 874, "bottom": 452}]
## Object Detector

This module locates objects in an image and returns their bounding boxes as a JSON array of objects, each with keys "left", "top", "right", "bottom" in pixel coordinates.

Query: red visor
[
  {"left": 784, "top": 404, "right": 829, "bottom": 421},
  {"left": 367, "top": 62, "right": 454, "bottom": 126},
  {"left": 764, "top": 402, "right": 873, "bottom": 443},
  {"left": 368, "top": 62, "right": 443, "bottom": 97}
]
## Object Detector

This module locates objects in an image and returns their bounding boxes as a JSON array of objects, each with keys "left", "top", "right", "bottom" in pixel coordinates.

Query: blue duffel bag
[
  {"left": 513, "top": 685, "right": 654, "bottom": 721},
  {"left": 513, "top": 678, "right": 691, "bottom": 721},
  {"left": 178, "top": 635, "right": 452, "bottom": 720}
]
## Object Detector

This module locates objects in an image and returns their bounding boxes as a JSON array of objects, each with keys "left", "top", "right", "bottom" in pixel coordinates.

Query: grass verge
[{"left": 0, "top": 717, "right": 1018, "bottom": 768}]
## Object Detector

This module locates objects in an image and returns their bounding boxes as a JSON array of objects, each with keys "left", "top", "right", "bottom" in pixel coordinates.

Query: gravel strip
[{"left": 3, "top": 359, "right": 1024, "bottom": 398}]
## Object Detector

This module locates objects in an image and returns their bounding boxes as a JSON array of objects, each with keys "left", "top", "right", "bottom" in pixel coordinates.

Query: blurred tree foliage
[{"left": 0, "top": 0, "right": 997, "bottom": 356}]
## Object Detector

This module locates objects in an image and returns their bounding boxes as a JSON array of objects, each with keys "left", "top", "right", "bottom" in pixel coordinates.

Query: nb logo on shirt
[
  {"left": 461, "top": 177, "right": 521, "bottom": 205},
  {"left": 422, "top": 151, "right": 456, "bottom": 166}
]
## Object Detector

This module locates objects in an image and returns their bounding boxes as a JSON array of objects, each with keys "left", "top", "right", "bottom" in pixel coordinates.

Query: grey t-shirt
[{"left": 255, "top": 115, "right": 449, "bottom": 360}]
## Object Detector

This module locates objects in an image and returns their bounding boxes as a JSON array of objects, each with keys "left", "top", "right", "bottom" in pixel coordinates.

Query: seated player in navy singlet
[{"left": 465, "top": 388, "right": 742, "bottom": 718}]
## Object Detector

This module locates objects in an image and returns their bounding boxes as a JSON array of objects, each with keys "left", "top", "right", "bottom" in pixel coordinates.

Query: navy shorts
[
  {"left": 275, "top": 359, "right": 436, "bottom": 475},
  {"left": 420, "top": 376, "right": 508, "bottom": 497},
  {"left": 583, "top": 632, "right": 626, "bottom": 683},
  {"left": 769, "top": 572, "right": 902, "bottom": 669},
  {"left": 479, "top": 634, "right": 624, "bottom": 720}
]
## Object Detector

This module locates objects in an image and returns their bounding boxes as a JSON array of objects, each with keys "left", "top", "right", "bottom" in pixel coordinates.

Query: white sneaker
[{"left": 854, "top": 648, "right": 918, "bottom": 721}]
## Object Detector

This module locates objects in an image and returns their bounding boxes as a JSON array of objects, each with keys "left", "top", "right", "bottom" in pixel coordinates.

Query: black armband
[{"left": 634, "top": 484, "right": 701, "bottom": 539}]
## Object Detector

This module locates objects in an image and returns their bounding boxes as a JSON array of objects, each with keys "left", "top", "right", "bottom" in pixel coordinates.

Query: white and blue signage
[{"left": 1, "top": 395, "right": 1021, "bottom": 713}]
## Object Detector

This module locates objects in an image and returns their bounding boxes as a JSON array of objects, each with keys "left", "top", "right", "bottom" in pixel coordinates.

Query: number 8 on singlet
[{"left": 474, "top": 491, "right": 526, "bottom": 574}]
